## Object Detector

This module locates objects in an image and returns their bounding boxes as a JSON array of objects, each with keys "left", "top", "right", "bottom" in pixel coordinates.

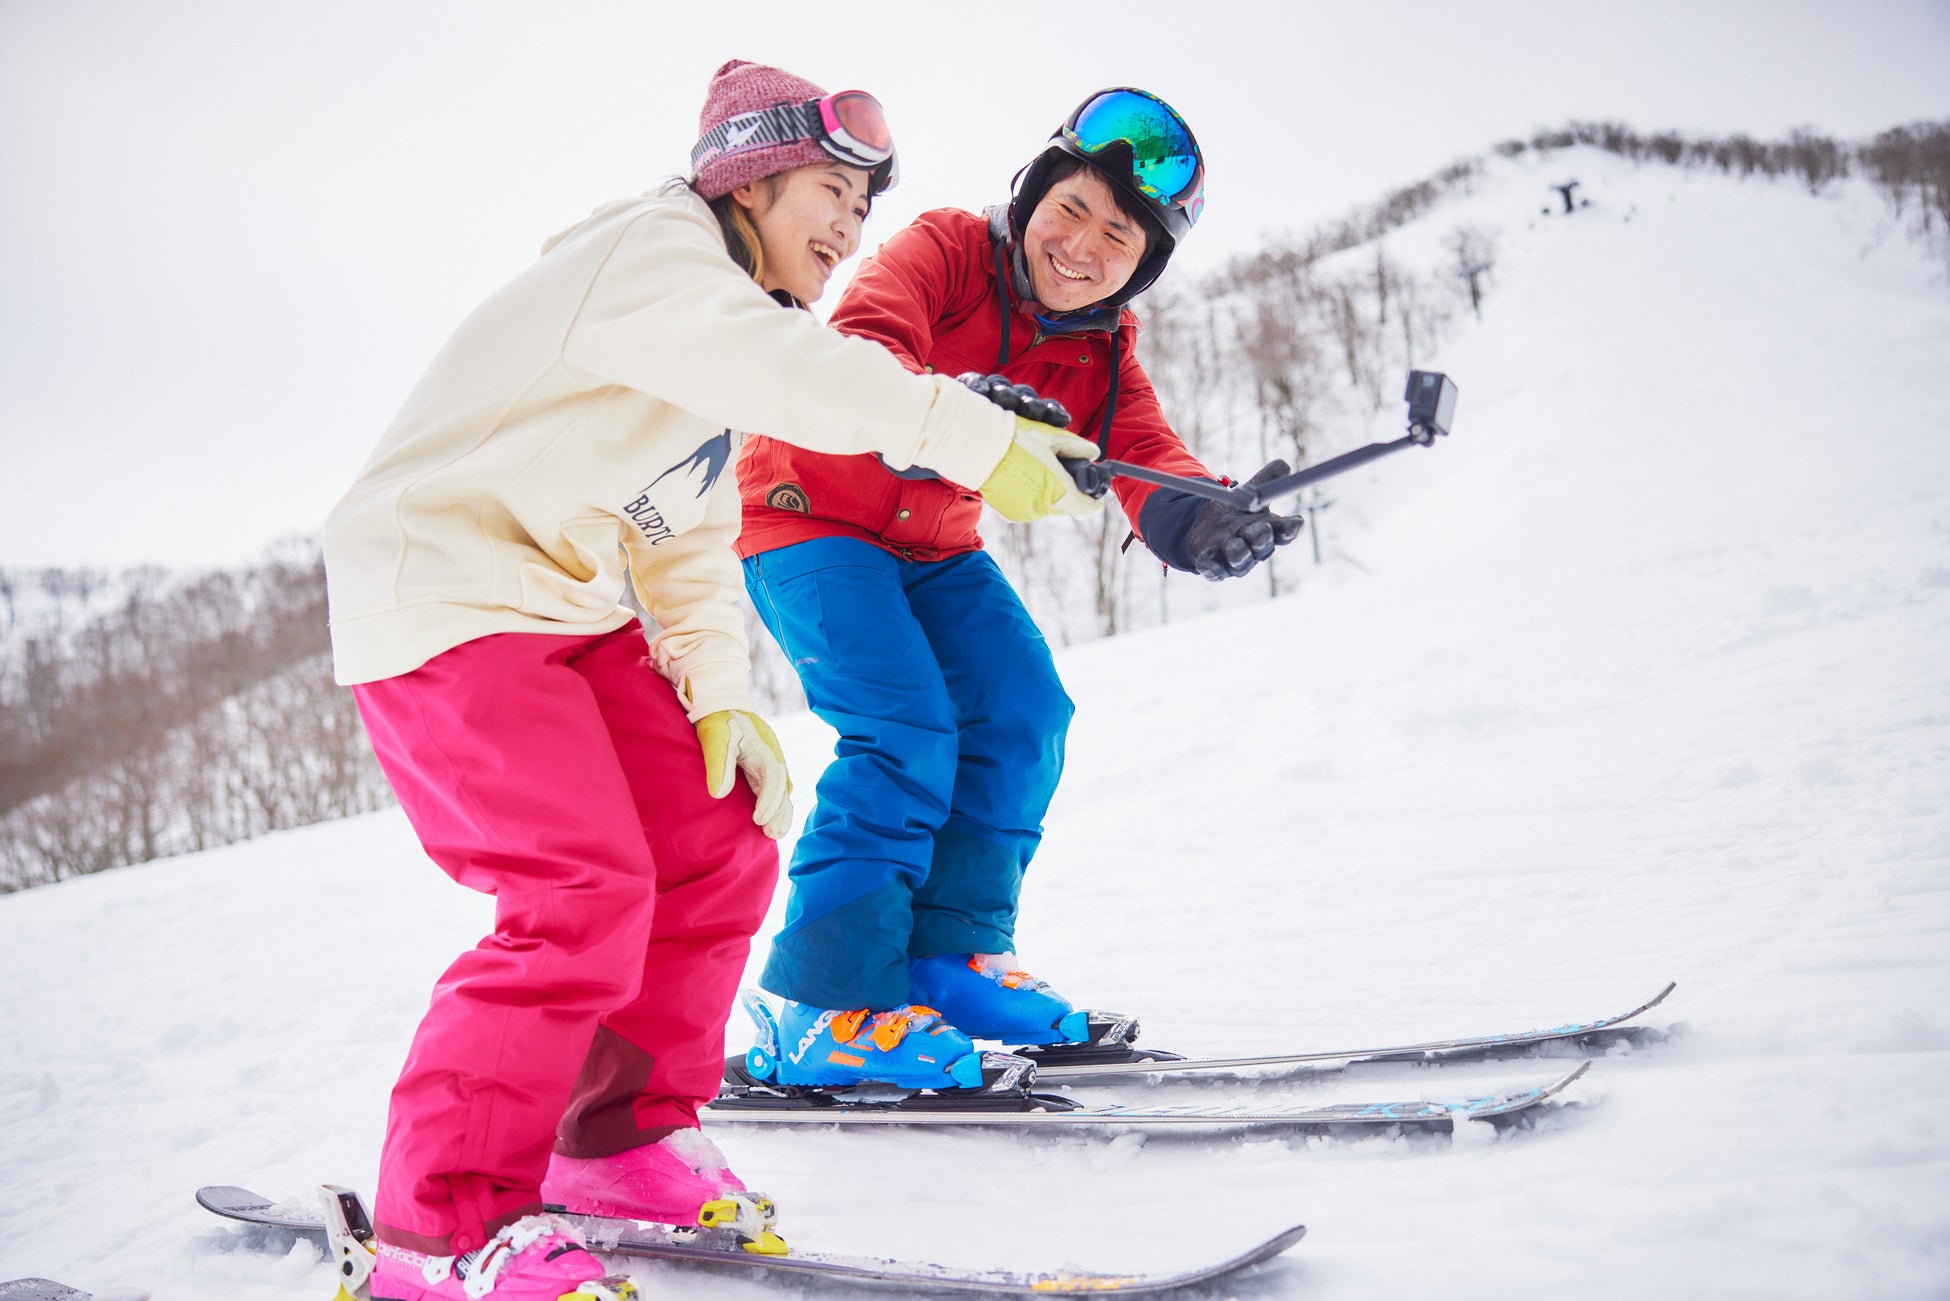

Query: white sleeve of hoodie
[
  {"left": 560, "top": 196, "right": 1014, "bottom": 490},
  {"left": 627, "top": 477, "right": 754, "bottom": 722}
]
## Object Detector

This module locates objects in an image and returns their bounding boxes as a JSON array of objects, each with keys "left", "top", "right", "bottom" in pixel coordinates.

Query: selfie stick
[{"left": 1068, "top": 370, "right": 1458, "bottom": 510}]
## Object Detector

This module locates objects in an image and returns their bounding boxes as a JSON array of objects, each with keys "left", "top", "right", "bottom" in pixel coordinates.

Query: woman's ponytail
[{"left": 709, "top": 191, "right": 766, "bottom": 284}]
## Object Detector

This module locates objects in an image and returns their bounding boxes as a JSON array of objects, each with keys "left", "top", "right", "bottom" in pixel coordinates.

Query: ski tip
[
  {"left": 1458, "top": 1060, "right": 1594, "bottom": 1121},
  {"left": 195, "top": 1184, "right": 327, "bottom": 1233},
  {"left": 0, "top": 1283, "right": 150, "bottom": 1301},
  {"left": 1599, "top": 983, "right": 1677, "bottom": 1029},
  {"left": 1208, "top": 1223, "right": 1308, "bottom": 1282},
  {"left": 194, "top": 1185, "right": 261, "bottom": 1212},
  {"left": 1543, "top": 1060, "right": 1593, "bottom": 1096},
  {"left": 1104, "top": 1223, "right": 1306, "bottom": 1290}
]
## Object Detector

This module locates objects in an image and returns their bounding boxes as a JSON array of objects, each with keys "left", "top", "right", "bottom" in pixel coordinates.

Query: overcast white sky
[{"left": 3, "top": 0, "right": 1946, "bottom": 569}]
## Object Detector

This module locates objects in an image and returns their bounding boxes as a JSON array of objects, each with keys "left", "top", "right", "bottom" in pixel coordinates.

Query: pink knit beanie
[{"left": 691, "top": 60, "right": 831, "bottom": 200}]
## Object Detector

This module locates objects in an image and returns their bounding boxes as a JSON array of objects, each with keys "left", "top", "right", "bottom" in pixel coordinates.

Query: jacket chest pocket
[{"left": 878, "top": 478, "right": 982, "bottom": 552}]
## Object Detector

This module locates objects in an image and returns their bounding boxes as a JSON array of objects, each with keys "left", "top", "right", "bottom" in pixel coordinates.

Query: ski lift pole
[
  {"left": 1305, "top": 488, "right": 1331, "bottom": 565},
  {"left": 1067, "top": 370, "right": 1459, "bottom": 510}
]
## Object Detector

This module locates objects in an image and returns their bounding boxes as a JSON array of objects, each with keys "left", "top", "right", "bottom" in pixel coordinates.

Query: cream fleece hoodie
[{"left": 322, "top": 188, "right": 1013, "bottom": 716}]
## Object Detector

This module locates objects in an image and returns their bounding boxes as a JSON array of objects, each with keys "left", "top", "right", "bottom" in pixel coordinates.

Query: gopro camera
[{"left": 1404, "top": 371, "right": 1458, "bottom": 444}]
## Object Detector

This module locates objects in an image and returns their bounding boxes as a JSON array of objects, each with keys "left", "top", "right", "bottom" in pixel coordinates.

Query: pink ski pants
[{"left": 351, "top": 622, "right": 776, "bottom": 1255}]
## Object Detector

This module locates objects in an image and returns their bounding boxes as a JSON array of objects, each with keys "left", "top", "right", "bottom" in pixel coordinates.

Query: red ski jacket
[{"left": 735, "top": 206, "right": 1212, "bottom": 566}]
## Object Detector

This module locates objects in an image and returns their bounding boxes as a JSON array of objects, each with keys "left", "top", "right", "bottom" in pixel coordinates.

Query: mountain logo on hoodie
[{"left": 620, "top": 431, "right": 733, "bottom": 545}]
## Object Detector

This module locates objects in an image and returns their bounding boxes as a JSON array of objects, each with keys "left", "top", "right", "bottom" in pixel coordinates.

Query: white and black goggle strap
[
  {"left": 691, "top": 102, "right": 889, "bottom": 172},
  {"left": 691, "top": 104, "right": 806, "bottom": 172}
]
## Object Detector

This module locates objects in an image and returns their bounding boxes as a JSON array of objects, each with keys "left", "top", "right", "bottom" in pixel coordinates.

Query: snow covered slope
[{"left": 4, "top": 148, "right": 1949, "bottom": 1299}]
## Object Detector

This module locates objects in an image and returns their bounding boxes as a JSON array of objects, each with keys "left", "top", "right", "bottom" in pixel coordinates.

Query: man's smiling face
[{"left": 1020, "top": 165, "right": 1148, "bottom": 314}]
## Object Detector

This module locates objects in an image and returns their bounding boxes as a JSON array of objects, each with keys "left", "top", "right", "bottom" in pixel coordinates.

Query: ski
[
  {"left": 706, "top": 1060, "right": 1590, "bottom": 1128},
  {"left": 0, "top": 1284, "right": 147, "bottom": 1301},
  {"left": 196, "top": 1185, "right": 1305, "bottom": 1297},
  {"left": 1012, "top": 981, "right": 1677, "bottom": 1081}
]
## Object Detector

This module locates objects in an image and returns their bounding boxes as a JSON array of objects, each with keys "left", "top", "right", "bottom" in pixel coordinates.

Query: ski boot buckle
[
  {"left": 562, "top": 1282, "right": 639, "bottom": 1301},
  {"left": 699, "top": 1191, "right": 788, "bottom": 1256}
]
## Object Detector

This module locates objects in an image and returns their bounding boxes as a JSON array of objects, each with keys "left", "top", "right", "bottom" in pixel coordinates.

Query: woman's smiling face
[{"left": 735, "top": 162, "right": 872, "bottom": 304}]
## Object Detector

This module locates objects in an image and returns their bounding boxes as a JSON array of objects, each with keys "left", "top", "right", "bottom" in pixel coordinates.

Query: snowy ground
[{"left": 4, "top": 150, "right": 1950, "bottom": 1299}]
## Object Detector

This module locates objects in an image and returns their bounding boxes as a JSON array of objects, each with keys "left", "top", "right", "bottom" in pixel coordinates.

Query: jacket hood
[{"left": 541, "top": 191, "right": 692, "bottom": 257}]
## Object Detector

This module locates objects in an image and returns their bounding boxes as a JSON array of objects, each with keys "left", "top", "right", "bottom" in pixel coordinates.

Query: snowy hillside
[{"left": 4, "top": 148, "right": 1949, "bottom": 1299}]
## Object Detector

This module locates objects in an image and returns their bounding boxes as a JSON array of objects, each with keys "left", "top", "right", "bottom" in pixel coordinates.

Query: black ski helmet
[{"left": 1008, "top": 88, "right": 1206, "bottom": 308}]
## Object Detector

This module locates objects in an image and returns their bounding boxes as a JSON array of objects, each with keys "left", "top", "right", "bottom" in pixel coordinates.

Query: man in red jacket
[{"left": 735, "top": 89, "right": 1303, "bottom": 1086}]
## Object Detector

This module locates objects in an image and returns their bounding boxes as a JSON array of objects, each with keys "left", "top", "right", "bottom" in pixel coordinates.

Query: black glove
[
  {"left": 1186, "top": 459, "right": 1305, "bottom": 581},
  {"left": 958, "top": 373, "right": 1072, "bottom": 429}
]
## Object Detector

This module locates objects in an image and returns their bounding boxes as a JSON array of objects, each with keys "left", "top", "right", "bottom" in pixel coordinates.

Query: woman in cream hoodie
[{"left": 325, "top": 60, "right": 1100, "bottom": 1301}]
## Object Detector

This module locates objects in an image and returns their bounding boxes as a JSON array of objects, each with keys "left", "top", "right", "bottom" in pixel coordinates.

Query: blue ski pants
[{"left": 743, "top": 537, "right": 1072, "bottom": 1010}]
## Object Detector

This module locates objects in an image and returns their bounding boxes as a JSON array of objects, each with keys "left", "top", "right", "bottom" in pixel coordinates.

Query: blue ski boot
[
  {"left": 908, "top": 953, "right": 1092, "bottom": 1046},
  {"left": 745, "top": 993, "right": 987, "bottom": 1089}
]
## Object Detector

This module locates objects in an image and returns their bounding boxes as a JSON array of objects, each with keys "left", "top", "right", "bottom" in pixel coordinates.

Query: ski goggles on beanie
[
  {"left": 1060, "top": 88, "right": 1204, "bottom": 229},
  {"left": 690, "top": 90, "right": 899, "bottom": 190}
]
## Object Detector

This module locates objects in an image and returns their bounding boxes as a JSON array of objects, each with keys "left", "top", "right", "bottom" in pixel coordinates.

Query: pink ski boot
[
  {"left": 542, "top": 1129, "right": 784, "bottom": 1254},
  {"left": 367, "top": 1212, "right": 635, "bottom": 1300}
]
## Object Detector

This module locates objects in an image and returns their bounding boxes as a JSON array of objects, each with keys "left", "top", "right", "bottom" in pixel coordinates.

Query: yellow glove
[
  {"left": 979, "top": 417, "right": 1105, "bottom": 523},
  {"left": 695, "top": 709, "right": 793, "bottom": 839}
]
